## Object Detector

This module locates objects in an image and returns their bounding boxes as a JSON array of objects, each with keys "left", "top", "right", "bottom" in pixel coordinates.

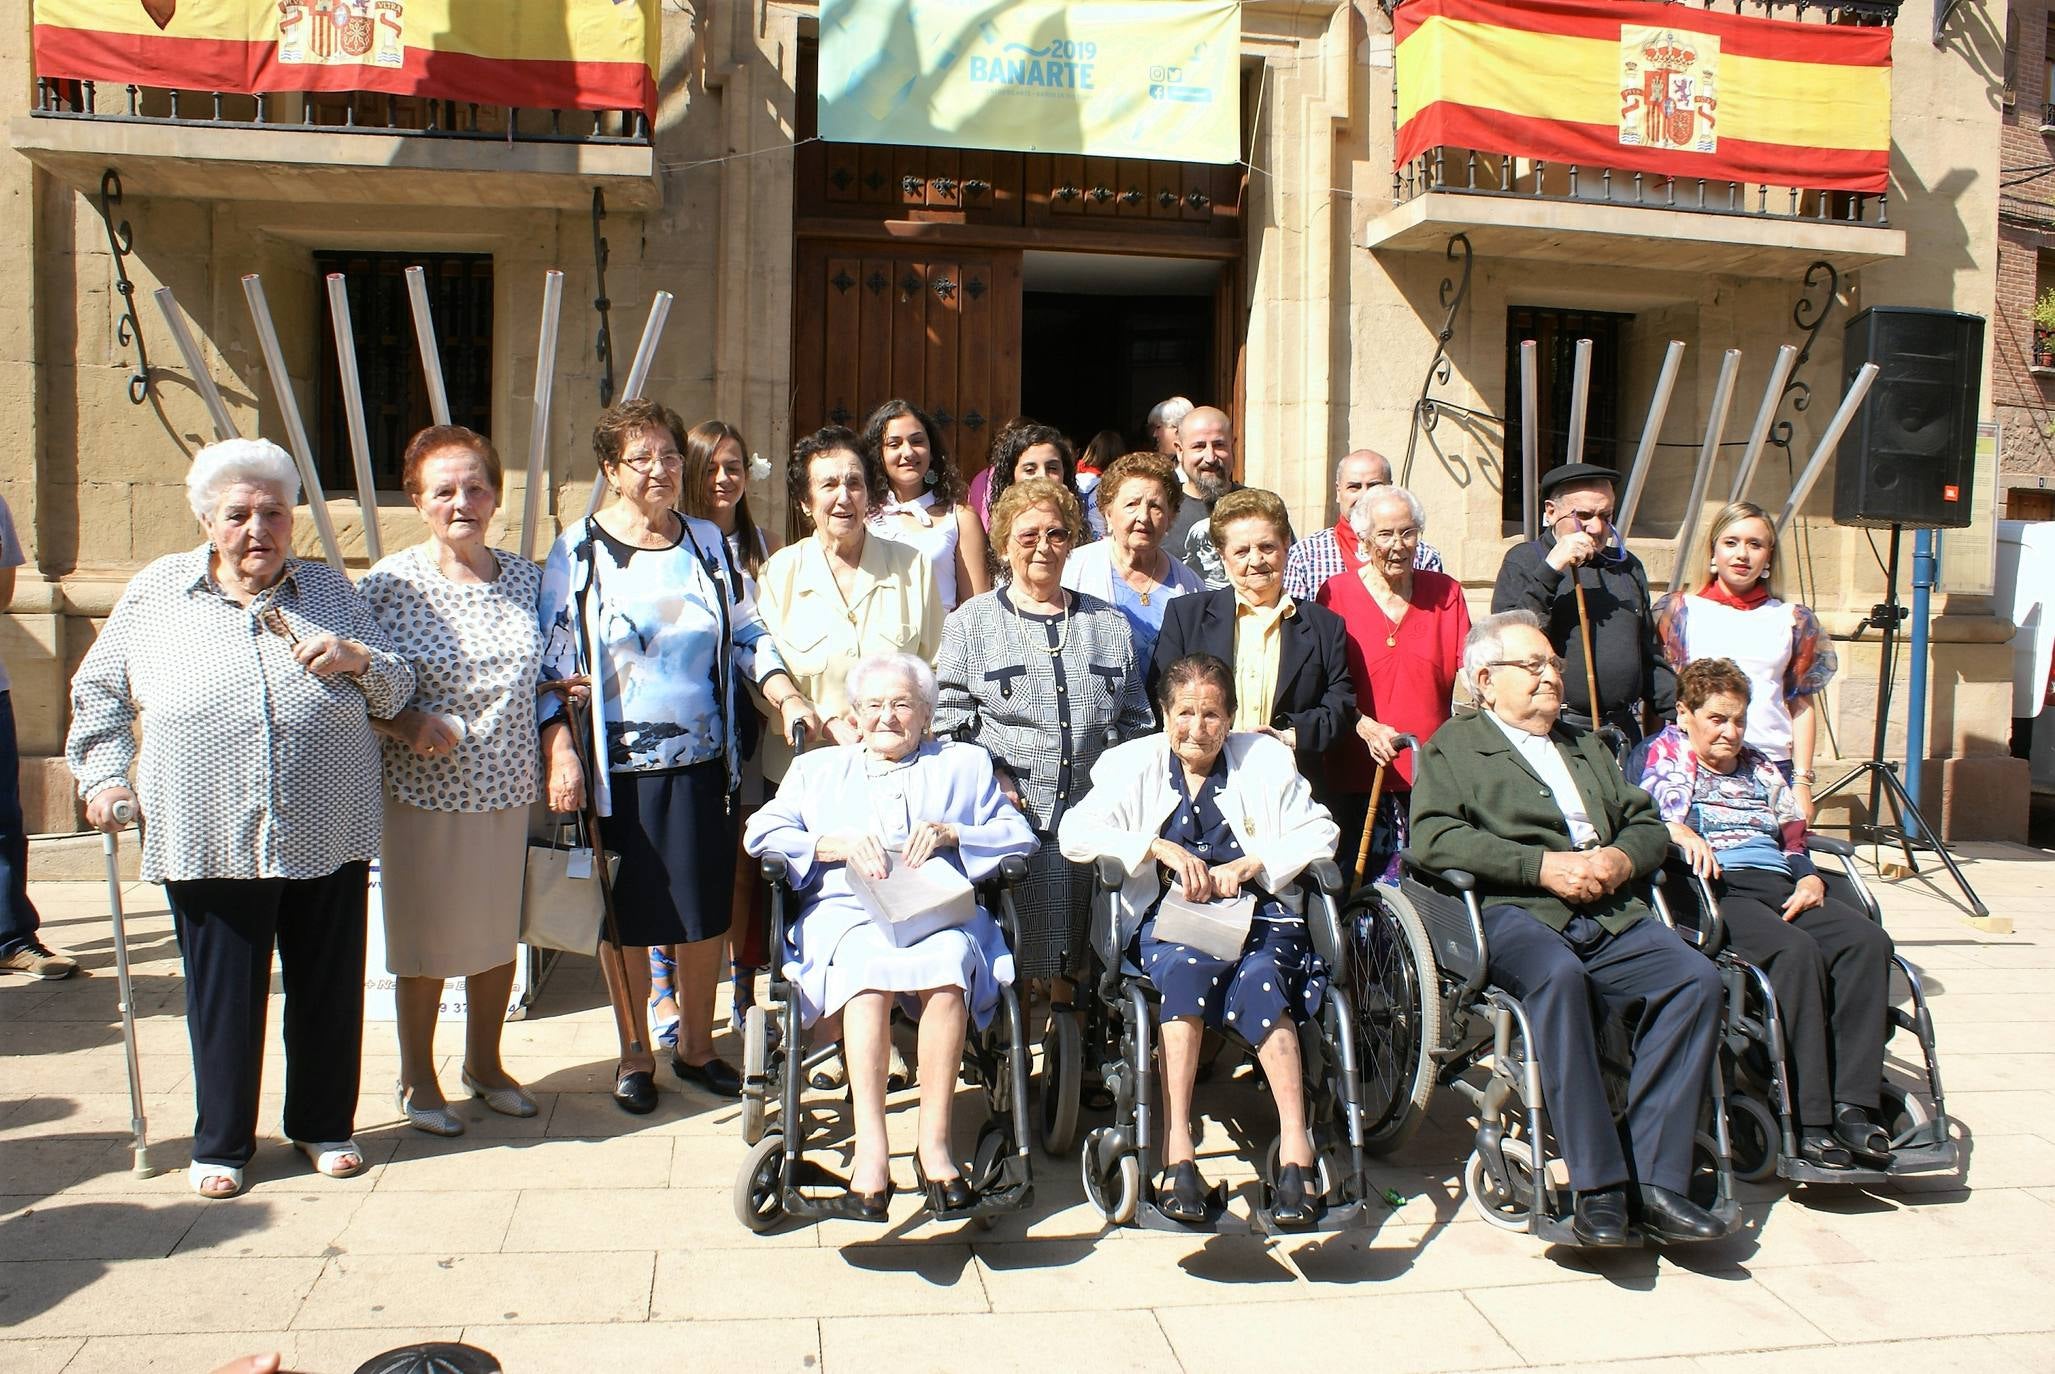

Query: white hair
[
  {"left": 1147, "top": 396, "right": 1195, "bottom": 431},
  {"left": 1348, "top": 483, "right": 1428, "bottom": 541},
  {"left": 845, "top": 652, "right": 939, "bottom": 714},
  {"left": 1462, "top": 609, "right": 1543, "bottom": 696},
  {"left": 187, "top": 438, "right": 301, "bottom": 521}
]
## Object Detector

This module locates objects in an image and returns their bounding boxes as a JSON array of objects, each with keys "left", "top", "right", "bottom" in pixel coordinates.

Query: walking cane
[
  {"left": 101, "top": 798, "right": 156, "bottom": 1177},
  {"left": 1572, "top": 570, "right": 1603, "bottom": 733},
  {"left": 1351, "top": 761, "right": 1389, "bottom": 894}
]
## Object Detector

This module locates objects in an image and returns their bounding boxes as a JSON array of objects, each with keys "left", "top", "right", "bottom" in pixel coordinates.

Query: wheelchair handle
[
  {"left": 759, "top": 853, "right": 790, "bottom": 883},
  {"left": 1094, "top": 855, "right": 1130, "bottom": 888},
  {"left": 1307, "top": 857, "right": 1345, "bottom": 896},
  {"left": 1805, "top": 834, "right": 1856, "bottom": 858},
  {"left": 999, "top": 853, "right": 1029, "bottom": 882},
  {"left": 789, "top": 719, "right": 808, "bottom": 751}
]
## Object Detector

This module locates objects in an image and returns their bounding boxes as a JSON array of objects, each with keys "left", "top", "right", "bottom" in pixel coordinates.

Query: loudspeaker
[{"left": 1833, "top": 307, "right": 1985, "bottom": 529}]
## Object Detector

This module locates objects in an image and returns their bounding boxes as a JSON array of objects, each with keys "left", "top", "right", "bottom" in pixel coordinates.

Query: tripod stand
[{"left": 1814, "top": 524, "right": 1989, "bottom": 917}]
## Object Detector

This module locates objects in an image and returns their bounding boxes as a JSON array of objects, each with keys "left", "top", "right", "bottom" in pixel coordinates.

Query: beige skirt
[{"left": 380, "top": 796, "right": 526, "bottom": 979}]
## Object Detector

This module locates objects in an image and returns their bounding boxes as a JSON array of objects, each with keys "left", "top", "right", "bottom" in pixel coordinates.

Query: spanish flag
[
  {"left": 1394, "top": 0, "right": 1891, "bottom": 195},
  {"left": 32, "top": 0, "right": 658, "bottom": 118}
]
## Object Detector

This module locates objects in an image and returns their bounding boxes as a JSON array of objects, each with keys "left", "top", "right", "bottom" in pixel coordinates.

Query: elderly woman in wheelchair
[
  {"left": 1058, "top": 653, "right": 1346, "bottom": 1230},
  {"left": 1637, "top": 656, "right": 1904, "bottom": 1174},
  {"left": 741, "top": 652, "right": 1039, "bottom": 1225}
]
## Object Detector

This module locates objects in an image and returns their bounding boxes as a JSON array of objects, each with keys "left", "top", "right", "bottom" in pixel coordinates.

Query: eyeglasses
[
  {"left": 617, "top": 451, "right": 683, "bottom": 473},
  {"left": 855, "top": 698, "right": 921, "bottom": 718},
  {"left": 1369, "top": 528, "right": 1422, "bottom": 548},
  {"left": 1011, "top": 527, "right": 1074, "bottom": 550},
  {"left": 1486, "top": 656, "right": 1566, "bottom": 676}
]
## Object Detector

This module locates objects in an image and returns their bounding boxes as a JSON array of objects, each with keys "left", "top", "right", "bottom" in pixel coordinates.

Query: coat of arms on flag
[
  {"left": 278, "top": 0, "right": 405, "bottom": 69},
  {"left": 1619, "top": 27, "right": 1718, "bottom": 154}
]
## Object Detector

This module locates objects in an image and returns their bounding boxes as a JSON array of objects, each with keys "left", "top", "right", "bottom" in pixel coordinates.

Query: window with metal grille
[
  {"left": 1501, "top": 307, "right": 1633, "bottom": 524},
  {"left": 315, "top": 252, "right": 493, "bottom": 493}
]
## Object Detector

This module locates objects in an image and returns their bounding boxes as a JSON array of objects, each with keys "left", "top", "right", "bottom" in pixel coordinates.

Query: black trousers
[
  {"left": 1482, "top": 906, "right": 1722, "bottom": 1194},
  {"left": 164, "top": 863, "right": 368, "bottom": 1168},
  {"left": 1713, "top": 866, "right": 1893, "bottom": 1124}
]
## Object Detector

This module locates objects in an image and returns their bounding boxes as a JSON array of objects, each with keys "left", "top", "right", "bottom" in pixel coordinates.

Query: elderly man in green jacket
[{"left": 1409, "top": 609, "right": 1724, "bottom": 1248}]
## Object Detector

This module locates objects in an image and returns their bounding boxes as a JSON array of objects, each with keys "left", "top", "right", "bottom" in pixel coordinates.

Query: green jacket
[{"left": 1407, "top": 709, "right": 1667, "bottom": 933}]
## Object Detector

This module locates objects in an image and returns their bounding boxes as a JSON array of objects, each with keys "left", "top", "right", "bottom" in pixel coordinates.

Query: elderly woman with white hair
[
  {"left": 67, "top": 439, "right": 414, "bottom": 1199},
  {"left": 744, "top": 652, "right": 1038, "bottom": 1219},
  {"left": 1316, "top": 482, "right": 1469, "bottom": 882}
]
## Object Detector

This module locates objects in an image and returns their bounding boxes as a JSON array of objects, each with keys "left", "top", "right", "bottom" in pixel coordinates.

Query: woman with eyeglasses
[
  {"left": 537, "top": 400, "right": 822, "bottom": 1115},
  {"left": 934, "top": 478, "right": 1154, "bottom": 989},
  {"left": 1317, "top": 484, "right": 1469, "bottom": 881}
]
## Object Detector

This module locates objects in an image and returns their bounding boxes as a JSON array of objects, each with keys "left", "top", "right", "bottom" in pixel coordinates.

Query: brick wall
[{"left": 1998, "top": 0, "right": 2055, "bottom": 483}]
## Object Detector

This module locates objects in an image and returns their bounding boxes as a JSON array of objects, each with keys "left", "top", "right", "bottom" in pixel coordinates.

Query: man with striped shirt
[{"left": 1283, "top": 448, "right": 1444, "bottom": 603}]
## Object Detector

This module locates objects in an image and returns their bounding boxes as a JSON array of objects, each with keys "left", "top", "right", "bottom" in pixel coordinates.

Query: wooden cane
[
  {"left": 1351, "top": 760, "right": 1389, "bottom": 892},
  {"left": 1572, "top": 572, "right": 1603, "bottom": 731}
]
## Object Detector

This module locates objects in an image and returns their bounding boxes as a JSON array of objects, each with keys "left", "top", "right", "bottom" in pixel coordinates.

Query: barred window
[{"left": 1502, "top": 307, "right": 1633, "bottom": 525}]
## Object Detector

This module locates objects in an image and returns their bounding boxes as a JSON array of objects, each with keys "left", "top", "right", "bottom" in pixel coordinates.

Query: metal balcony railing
[{"left": 32, "top": 78, "right": 649, "bottom": 146}]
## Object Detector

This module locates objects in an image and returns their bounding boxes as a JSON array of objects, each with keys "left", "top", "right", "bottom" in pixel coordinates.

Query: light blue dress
[{"left": 744, "top": 739, "right": 1039, "bottom": 1029}]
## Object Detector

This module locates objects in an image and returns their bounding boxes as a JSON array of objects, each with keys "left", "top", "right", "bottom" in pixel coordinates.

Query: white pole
[
  {"left": 1729, "top": 344, "right": 1799, "bottom": 505},
  {"left": 404, "top": 265, "right": 451, "bottom": 427},
  {"left": 150, "top": 288, "right": 238, "bottom": 442},
  {"left": 520, "top": 270, "right": 565, "bottom": 561},
  {"left": 1519, "top": 340, "right": 1540, "bottom": 542},
  {"left": 585, "top": 290, "right": 674, "bottom": 518},
  {"left": 324, "top": 273, "right": 384, "bottom": 563},
  {"left": 241, "top": 273, "right": 344, "bottom": 571},
  {"left": 1667, "top": 348, "right": 1743, "bottom": 596},
  {"left": 1776, "top": 363, "right": 1880, "bottom": 536},
  {"left": 1615, "top": 340, "right": 1685, "bottom": 538},
  {"left": 1564, "top": 337, "right": 1594, "bottom": 465}
]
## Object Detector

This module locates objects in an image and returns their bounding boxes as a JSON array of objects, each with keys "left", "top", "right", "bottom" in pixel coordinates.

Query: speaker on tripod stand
[{"left": 1815, "top": 306, "right": 1989, "bottom": 913}]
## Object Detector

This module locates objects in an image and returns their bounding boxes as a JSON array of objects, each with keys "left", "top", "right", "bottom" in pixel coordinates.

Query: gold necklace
[{"left": 1118, "top": 548, "right": 1160, "bottom": 606}]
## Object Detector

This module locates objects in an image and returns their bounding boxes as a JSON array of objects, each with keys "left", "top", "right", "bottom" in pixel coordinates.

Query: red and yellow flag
[
  {"left": 1394, "top": 0, "right": 1891, "bottom": 194},
  {"left": 32, "top": 0, "right": 658, "bottom": 117}
]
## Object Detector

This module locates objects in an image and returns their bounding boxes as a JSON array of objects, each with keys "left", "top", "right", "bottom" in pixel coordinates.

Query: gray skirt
[
  {"left": 1010, "top": 838, "right": 1094, "bottom": 981},
  {"left": 380, "top": 797, "right": 526, "bottom": 979}
]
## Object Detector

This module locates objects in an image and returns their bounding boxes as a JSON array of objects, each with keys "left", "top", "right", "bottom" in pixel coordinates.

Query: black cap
[
  {"left": 354, "top": 1344, "right": 502, "bottom": 1374},
  {"left": 1537, "top": 462, "right": 1621, "bottom": 502}
]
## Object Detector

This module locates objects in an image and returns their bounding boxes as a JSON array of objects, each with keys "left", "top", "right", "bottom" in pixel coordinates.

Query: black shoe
[
  {"left": 672, "top": 1055, "right": 743, "bottom": 1098},
  {"left": 613, "top": 1069, "right": 658, "bottom": 1115},
  {"left": 838, "top": 1180, "right": 893, "bottom": 1222},
  {"left": 1798, "top": 1129, "right": 1854, "bottom": 1169},
  {"left": 1158, "top": 1160, "right": 1214, "bottom": 1225},
  {"left": 1833, "top": 1103, "right": 1893, "bottom": 1167},
  {"left": 916, "top": 1159, "right": 975, "bottom": 1214},
  {"left": 1572, "top": 1187, "right": 1632, "bottom": 1247},
  {"left": 1270, "top": 1162, "right": 1321, "bottom": 1231},
  {"left": 1636, "top": 1185, "right": 1725, "bottom": 1242}
]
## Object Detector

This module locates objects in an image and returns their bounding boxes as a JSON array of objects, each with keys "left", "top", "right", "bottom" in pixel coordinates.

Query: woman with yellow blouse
[{"left": 756, "top": 426, "right": 946, "bottom": 783}]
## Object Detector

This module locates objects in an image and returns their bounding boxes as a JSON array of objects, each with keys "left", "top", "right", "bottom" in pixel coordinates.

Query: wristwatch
[{"left": 1792, "top": 768, "right": 1817, "bottom": 784}]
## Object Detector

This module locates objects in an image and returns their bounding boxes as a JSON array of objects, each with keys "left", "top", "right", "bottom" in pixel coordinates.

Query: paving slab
[
  {"left": 291, "top": 1250, "right": 656, "bottom": 1329},
  {"left": 822, "top": 1309, "right": 1180, "bottom": 1373}
]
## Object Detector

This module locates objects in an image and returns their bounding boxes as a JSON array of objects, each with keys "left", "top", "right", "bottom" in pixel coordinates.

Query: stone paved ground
[{"left": 3, "top": 842, "right": 2052, "bottom": 1373}]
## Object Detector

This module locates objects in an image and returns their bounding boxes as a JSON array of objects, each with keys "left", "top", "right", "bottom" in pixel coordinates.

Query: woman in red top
[{"left": 1318, "top": 484, "right": 1470, "bottom": 881}]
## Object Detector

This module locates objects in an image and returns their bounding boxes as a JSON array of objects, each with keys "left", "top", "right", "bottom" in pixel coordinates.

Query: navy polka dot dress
[{"left": 1135, "top": 753, "right": 1326, "bottom": 1037}]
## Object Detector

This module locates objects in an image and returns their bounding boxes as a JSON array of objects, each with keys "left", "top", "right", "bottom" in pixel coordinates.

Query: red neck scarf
[
  {"left": 1699, "top": 578, "right": 1771, "bottom": 610},
  {"left": 1334, "top": 517, "right": 1361, "bottom": 567}
]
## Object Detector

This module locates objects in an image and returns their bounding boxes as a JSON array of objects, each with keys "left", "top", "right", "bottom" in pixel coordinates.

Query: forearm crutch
[{"left": 101, "top": 799, "right": 156, "bottom": 1177}]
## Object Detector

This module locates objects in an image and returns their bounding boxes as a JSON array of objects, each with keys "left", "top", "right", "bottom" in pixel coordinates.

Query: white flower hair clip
[{"left": 748, "top": 452, "right": 772, "bottom": 483}]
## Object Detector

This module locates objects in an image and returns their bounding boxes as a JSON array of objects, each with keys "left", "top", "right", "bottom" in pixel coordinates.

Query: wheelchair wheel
[
  {"left": 740, "top": 1004, "right": 771, "bottom": 1146},
  {"left": 1725, "top": 1095, "right": 1779, "bottom": 1184},
  {"left": 1349, "top": 893, "right": 1439, "bottom": 1154},
  {"left": 1880, "top": 1082, "right": 1931, "bottom": 1145},
  {"left": 1464, "top": 1138, "right": 1538, "bottom": 1232},
  {"left": 733, "top": 1134, "right": 786, "bottom": 1233},
  {"left": 1686, "top": 1130, "right": 1725, "bottom": 1211},
  {"left": 1080, "top": 1126, "right": 1139, "bottom": 1225},
  {"left": 1038, "top": 1012, "right": 1082, "bottom": 1157}
]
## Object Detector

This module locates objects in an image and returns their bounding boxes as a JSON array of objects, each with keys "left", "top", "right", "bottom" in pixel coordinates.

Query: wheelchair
[
  {"left": 1064, "top": 855, "right": 1378, "bottom": 1235},
  {"left": 1652, "top": 835, "right": 1961, "bottom": 1189},
  {"left": 1351, "top": 853, "right": 1744, "bottom": 1246},
  {"left": 732, "top": 852, "right": 1036, "bottom": 1232}
]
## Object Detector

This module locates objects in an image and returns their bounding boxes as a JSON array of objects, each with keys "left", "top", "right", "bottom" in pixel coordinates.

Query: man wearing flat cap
[{"left": 1491, "top": 463, "right": 1673, "bottom": 745}]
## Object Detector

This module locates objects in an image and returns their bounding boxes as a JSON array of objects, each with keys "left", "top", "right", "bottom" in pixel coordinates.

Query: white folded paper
[{"left": 847, "top": 850, "right": 976, "bottom": 948}]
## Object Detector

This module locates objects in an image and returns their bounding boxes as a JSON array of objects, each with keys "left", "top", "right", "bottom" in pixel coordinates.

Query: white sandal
[
  {"left": 187, "top": 1160, "right": 245, "bottom": 1199},
  {"left": 292, "top": 1138, "right": 367, "bottom": 1179}
]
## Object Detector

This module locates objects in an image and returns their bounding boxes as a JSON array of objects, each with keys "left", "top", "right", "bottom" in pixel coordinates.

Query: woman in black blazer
[{"left": 1150, "top": 488, "right": 1355, "bottom": 795}]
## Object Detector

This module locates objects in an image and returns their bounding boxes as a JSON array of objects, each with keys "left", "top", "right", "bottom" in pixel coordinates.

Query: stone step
[{"left": 27, "top": 829, "right": 141, "bottom": 882}]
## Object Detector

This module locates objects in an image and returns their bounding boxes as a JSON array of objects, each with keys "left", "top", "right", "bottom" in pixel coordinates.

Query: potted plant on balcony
[{"left": 2035, "top": 290, "right": 2055, "bottom": 371}]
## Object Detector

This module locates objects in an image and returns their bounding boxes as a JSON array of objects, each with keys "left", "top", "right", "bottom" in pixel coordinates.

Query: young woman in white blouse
[
  {"left": 860, "top": 399, "right": 991, "bottom": 612},
  {"left": 361, "top": 426, "right": 546, "bottom": 1136}
]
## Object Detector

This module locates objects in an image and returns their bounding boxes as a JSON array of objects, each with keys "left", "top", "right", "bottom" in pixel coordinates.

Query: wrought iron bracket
[
  {"left": 95, "top": 169, "right": 150, "bottom": 405},
  {"left": 1934, "top": 0, "right": 1963, "bottom": 45},
  {"left": 1402, "top": 232, "right": 1495, "bottom": 485},
  {"left": 1767, "top": 259, "right": 1839, "bottom": 464},
  {"left": 592, "top": 187, "right": 615, "bottom": 408}
]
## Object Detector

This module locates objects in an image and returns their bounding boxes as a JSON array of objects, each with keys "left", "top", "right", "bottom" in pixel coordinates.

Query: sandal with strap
[
  {"left": 292, "top": 1138, "right": 368, "bottom": 1179},
  {"left": 187, "top": 1160, "right": 245, "bottom": 1199}
]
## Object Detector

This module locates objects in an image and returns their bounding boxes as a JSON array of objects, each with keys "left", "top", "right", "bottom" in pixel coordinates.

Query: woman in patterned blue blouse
[{"left": 537, "top": 401, "right": 822, "bottom": 1115}]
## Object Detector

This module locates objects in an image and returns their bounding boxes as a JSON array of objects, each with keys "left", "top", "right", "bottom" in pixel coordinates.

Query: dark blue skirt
[
  {"left": 1136, "top": 915, "right": 1327, "bottom": 1038},
  {"left": 604, "top": 761, "right": 735, "bottom": 946}
]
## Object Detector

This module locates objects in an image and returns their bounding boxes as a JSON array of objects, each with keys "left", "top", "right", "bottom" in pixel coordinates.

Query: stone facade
[{"left": 0, "top": 0, "right": 2027, "bottom": 837}]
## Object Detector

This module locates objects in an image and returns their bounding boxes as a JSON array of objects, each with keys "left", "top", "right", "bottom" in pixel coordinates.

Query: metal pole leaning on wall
[
  {"left": 520, "top": 270, "right": 566, "bottom": 561},
  {"left": 404, "top": 266, "right": 452, "bottom": 428},
  {"left": 324, "top": 273, "right": 384, "bottom": 563},
  {"left": 1519, "top": 339, "right": 1540, "bottom": 542},
  {"left": 1666, "top": 348, "right": 1743, "bottom": 596},
  {"left": 1729, "top": 344, "right": 1799, "bottom": 505},
  {"left": 240, "top": 274, "right": 345, "bottom": 571},
  {"left": 1614, "top": 339, "right": 1685, "bottom": 538},
  {"left": 1564, "top": 337, "right": 1594, "bottom": 464},
  {"left": 150, "top": 288, "right": 238, "bottom": 442},
  {"left": 1775, "top": 363, "right": 1879, "bottom": 537},
  {"left": 584, "top": 291, "right": 675, "bottom": 519}
]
